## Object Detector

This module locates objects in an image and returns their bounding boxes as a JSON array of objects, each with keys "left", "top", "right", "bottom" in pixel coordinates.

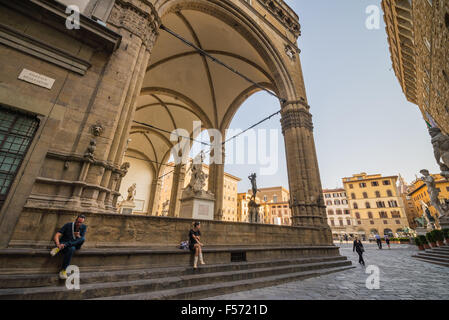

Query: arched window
[
  {"left": 384, "top": 229, "right": 393, "bottom": 236},
  {"left": 351, "top": 193, "right": 356, "bottom": 199},
  {"left": 355, "top": 212, "right": 361, "bottom": 219},
  {"left": 370, "top": 228, "right": 378, "bottom": 235},
  {"left": 353, "top": 202, "right": 358, "bottom": 209},
  {"left": 326, "top": 200, "right": 332, "bottom": 205},
  {"left": 365, "top": 202, "right": 371, "bottom": 209},
  {"left": 375, "top": 191, "right": 381, "bottom": 198},
  {"left": 363, "top": 192, "right": 368, "bottom": 199},
  {"left": 336, "top": 209, "right": 342, "bottom": 215},
  {"left": 387, "top": 190, "right": 393, "bottom": 197},
  {"left": 368, "top": 212, "right": 373, "bottom": 219},
  {"left": 334, "top": 199, "right": 341, "bottom": 205},
  {"left": 327, "top": 209, "right": 334, "bottom": 215}
]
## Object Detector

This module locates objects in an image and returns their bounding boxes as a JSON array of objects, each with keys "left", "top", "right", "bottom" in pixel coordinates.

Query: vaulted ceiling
[{"left": 128, "top": 9, "right": 276, "bottom": 176}]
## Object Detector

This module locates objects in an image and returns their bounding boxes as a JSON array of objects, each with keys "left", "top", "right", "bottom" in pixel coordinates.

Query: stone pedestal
[
  {"left": 415, "top": 227, "right": 428, "bottom": 236},
  {"left": 179, "top": 190, "right": 215, "bottom": 221},
  {"left": 118, "top": 200, "right": 136, "bottom": 215},
  {"left": 439, "top": 217, "right": 449, "bottom": 230}
]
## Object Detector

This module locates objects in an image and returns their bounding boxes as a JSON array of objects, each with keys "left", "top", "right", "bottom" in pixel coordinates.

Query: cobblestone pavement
[{"left": 206, "top": 243, "right": 449, "bottom": 300}]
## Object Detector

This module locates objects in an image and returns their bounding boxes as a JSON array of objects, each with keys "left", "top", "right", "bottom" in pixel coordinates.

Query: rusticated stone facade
[
  {"left": 382, "top": 0, "right": 449, "bottom": 134},
  {"left": 0, "top": 0, "right": 333, "bottom": 250}
]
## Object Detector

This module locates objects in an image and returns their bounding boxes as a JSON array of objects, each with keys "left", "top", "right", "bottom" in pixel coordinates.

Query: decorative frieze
[
  {"left": 258, "top": 0, "right": 301, "bottom": 38},
  {"left": 108, "top": 0, "right": 160, "bottom": 49},
  {"left": 280, "top": 108, "right": 313, "bottom": 133}
]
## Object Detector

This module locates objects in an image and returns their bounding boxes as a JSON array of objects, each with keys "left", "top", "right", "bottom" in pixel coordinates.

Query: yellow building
[
  {"left": 343, "top": 173, "right": 409, "bottom": 240},
  {"left": 408, "top": 174, "right": 449, "bottom": 226},
  {"left": 158, "top": 162, "right": 241, "bottom": 221},
  {"left": 382, "top": 0, "right": 449, "bottom": 134}
]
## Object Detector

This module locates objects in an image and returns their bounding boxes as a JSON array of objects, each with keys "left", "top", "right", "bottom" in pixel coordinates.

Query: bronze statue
[{"left": 248, "top": 173, "right": 259, "bottom": 200}]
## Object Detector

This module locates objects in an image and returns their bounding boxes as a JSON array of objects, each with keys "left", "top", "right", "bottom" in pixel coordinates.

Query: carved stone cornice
[
  {"left": 258, "top": 0, "right": 301, "bottom": 38},
  {"left": 280, "top": 108, "right": 313, "bottom": 133},
  {"left": 108, "top": 0, "right": 161, "bottom": 49}
]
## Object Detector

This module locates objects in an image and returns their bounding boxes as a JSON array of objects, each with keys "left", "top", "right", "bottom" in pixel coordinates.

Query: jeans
[
  {"left": 60, "top": 238, "right": 84, "bottom": 270},
  {"left": 357, "top": 251, "right": 365, "bottom": 265}
]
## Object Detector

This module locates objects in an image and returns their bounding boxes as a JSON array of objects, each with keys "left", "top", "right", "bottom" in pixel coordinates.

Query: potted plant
[
  {"left": 426, "top": 232, "right": 437, "bottom": 247},
  {"left": 419, "top": 235, "right": 430, "bottom": 249},
  {"left": 442, "top": 229, "right": 449, "bottom": 245},
  {"left": 431, "top": 230, "right": 445, "bottom": 246},
  {"left": 414, "top": 237, "right": 424, "bottom": 250}
]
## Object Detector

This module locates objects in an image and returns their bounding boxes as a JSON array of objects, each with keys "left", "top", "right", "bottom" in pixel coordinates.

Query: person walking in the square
[
  {"left": 375, "top": 234, "right": 382, "bottom": 249},
  {"left": 353, "top": 237, "right": 365, "bottom": 266},
  {"left": 50, "top": 215, "right": 87, "bottom": 279},
  {"left": 385, "top": 234, "right": 391, "bottom": 249}
]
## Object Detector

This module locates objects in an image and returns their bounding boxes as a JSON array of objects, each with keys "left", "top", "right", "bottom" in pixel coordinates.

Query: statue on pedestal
[
  {"left": 248, "top": 173, "right": 260, "bottom": 200},
  {"left": 420, "top": 169, "right": 447, "bottom": 218},
  {"left": 127, "top": 183, "right": 137, "bottom": 201},
  {"left": 186, "top": 153, "right": 208, "bottom": 195},
  {"left": 248, "top": 173, "right": 261, "bottom": 223}
]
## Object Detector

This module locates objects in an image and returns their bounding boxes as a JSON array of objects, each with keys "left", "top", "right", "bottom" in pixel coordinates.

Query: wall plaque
[{"left": 18, "top": 69, "right": 55, "bottom": 90}]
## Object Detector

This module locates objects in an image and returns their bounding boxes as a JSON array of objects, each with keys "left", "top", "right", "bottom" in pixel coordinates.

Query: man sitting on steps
[{"left": 50, "top": 214, "right": 87, "bottom": 280}]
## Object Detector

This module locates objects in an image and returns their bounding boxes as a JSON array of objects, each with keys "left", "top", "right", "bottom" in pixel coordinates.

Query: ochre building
[
  {"left": 382, "top": 0, "right": 449, "bottom": 133},
  {"left": 343, "top": 173, "right": 409, "bottom": 240}
]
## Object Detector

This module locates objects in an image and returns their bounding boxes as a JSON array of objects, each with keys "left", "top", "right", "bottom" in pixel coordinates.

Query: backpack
[{"left": 179, "top": 241, "right": 189, "bottom": 250}]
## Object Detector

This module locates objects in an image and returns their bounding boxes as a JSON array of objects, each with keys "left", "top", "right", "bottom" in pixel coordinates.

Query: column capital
[
  {"left": 280, "top": 106, "right": 313, "bottom": 133},
  {"left": 108, "top": 0, "right": 161, "bottom": 50}
]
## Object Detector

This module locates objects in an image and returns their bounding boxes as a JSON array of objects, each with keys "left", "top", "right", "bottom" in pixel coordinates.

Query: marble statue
[
  {"left": 420, "top": 169, "right": 446, "bottom": 218},
  {"left": 127, "top": 183, "right": 136, "bottom": 201},
  {"left": 186, "top": 153, "right": 208, "bottom": 194},
  {"left": 429, "top": 127, "right": 449, "bottom": 179}
]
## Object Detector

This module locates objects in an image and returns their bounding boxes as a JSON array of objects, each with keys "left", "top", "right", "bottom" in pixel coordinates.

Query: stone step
[
  {"left": 0, "top": 245, "right": 341, "bottom": 275},
  {"left": 0, "top": 259, "right": 352, "bottom": 299},
  {"left": 93, "top": 265, "right": 355, "bottom": 300},
  {"left": 0, "top": 255, "right": 347, "bottom": 289},
  {"left": 413, "top": 256, "right": 449, "bottom": 268},
  {"left": 413, "top": 254, "right": 449, "bottom": 264},
  {"left": 430, "top": 246, "right": 449, "bottom": 252},
  {"left": 417, "top": 252, "right": 449, "bottom": 259}
]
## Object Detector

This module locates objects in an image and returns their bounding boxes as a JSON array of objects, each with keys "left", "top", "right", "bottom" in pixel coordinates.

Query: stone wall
[{"left": 8, "top": 210, "right": 330, "bottom": 248}]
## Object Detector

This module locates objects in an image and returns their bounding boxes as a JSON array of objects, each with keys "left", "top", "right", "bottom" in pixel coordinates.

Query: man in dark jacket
[
  {"left": 50, "top": 215, "right": 87, "bottom": 279},
  {"left": 353, "top": 237, "right": 365, "bottom": 266}
]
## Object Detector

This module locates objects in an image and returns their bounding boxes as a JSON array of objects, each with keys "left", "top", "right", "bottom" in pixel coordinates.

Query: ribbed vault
[{"left": 128, "top": 8, "right": 277, "bottom": 179}]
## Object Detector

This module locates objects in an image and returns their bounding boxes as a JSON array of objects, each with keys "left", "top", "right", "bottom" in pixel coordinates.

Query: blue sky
[{"left": 221, "top": 0, "right": 439, "bottom": 193}]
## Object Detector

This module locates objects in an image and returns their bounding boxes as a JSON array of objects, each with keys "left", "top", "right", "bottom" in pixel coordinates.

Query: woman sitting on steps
[{"left": 189, "top": 222, "right": 205, "bottom": 268}]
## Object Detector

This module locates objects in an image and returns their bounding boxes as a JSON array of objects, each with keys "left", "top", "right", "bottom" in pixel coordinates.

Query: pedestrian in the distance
[
  {"left": 353, "top": 237, "right": 365, "bottom": 266},
  {"left": 385, "top": 234, "right": 391, "bottom": 249},
  {"left": 375, "top": 234, "right": 382, "bottom": 249}
]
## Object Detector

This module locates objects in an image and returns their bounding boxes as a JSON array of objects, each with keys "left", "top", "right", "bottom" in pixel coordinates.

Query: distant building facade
[
  {"left": 382, "top": 0, "right": 449, "bottom": 134},
  {"left": 397, "top": 175, "right": 420, "bottom": 229},
  {"left": 323, "top": 188, "right": 354, "bottom": 240},
  {"left": 343, "top": 173, "right": 409, "bottom": 240}
]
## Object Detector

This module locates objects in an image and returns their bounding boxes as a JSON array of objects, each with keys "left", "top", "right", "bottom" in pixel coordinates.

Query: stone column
[
  {"left": 148, "top": 178, "right": 162, "bottom": 216},
  {"left": 281, "top": 101, "right": 328, "bottom": 229},
  {"left": 75, "top": 0, "right": 160, "bottom": 211},
  {"left": 208, "top": 146, "right": 225, "bottom": 221},
  {"left": 167, "top": 164, "right": 186, "bottom": 217}
]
